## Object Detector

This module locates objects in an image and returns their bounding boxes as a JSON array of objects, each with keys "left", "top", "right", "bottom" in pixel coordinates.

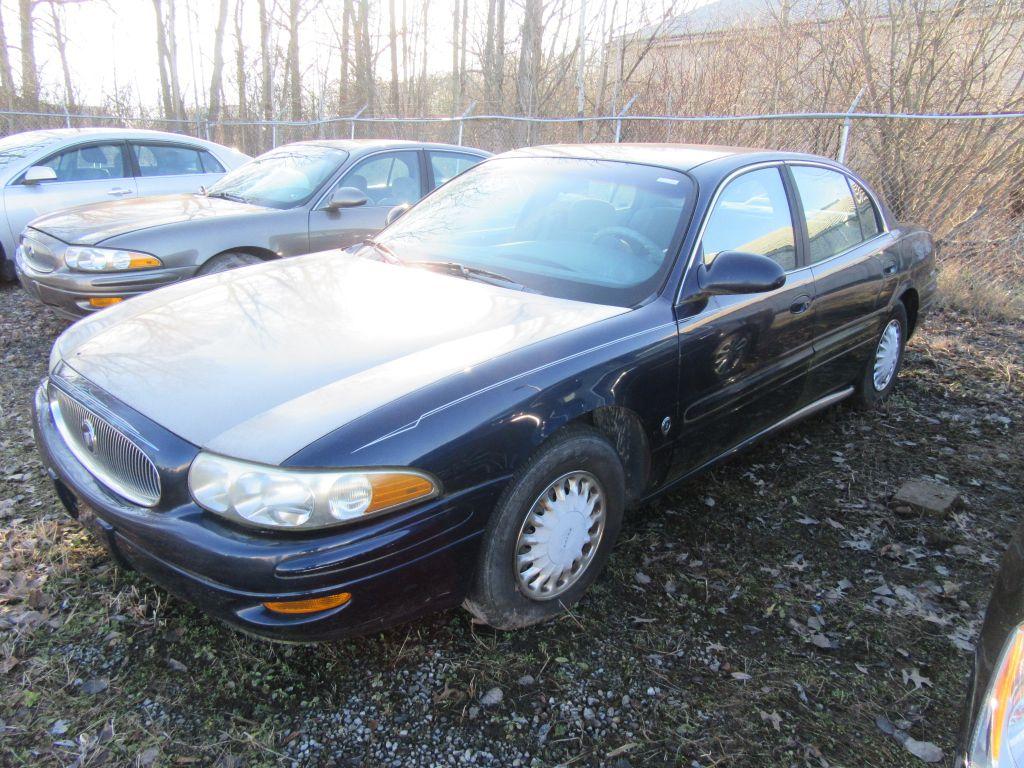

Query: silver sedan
[{"left": 0, "top": 127, "right": 249, "bottom": 281}]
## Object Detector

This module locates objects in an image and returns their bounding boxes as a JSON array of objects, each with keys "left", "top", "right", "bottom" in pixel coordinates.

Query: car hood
[
  {"left": 54, "top": 252, "right": 624, "bottom": 464},
  {"left": 30, "top": 193, "right": 266, "bottom": 245}
]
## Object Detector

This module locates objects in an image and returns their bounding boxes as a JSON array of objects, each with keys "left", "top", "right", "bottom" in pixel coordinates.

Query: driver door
[
  {"left": 671, "top": 165, "right": 817, "bottom": 475},
  {"left": 5, "top": 141, "right": 138, "bottom": 242},
  {"left": 308, "top": 150, "right": 425, "bottom": 252}
]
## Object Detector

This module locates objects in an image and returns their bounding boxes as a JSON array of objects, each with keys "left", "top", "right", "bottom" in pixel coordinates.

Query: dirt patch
[{"left": 1, "top": 281, "right": 1021, "bottom": 767}]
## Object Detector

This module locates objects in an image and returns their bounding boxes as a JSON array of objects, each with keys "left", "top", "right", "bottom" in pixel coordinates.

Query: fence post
[
  {"left": 838, "top": 87, "right": 866, "bottom": 163},
  {"left": 458, "top": 101, "right": 476, "bottom": 146},
  {"left": 615, "top": 95, "right": 637, "bottom": 143},
  {"left": 350, "top": 105, "right": 368, "bottom": 140}
]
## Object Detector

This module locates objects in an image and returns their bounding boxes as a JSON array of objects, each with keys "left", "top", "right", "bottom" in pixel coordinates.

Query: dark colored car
[
  {"left": 956, "top": 523, "right": 1024, "bottom": 767},
  {"left": 15, "top": 139, "right": 488, "bottom": 318},
  {"left": 32, "top": 143, "right": 937, "bottom": 641}
]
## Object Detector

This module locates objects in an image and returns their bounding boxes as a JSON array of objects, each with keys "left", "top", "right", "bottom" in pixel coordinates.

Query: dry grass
[{"left": 938, "top": 260, "right": 1024, "bottom": 322}]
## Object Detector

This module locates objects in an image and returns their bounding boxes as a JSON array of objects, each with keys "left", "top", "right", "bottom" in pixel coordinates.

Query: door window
[
  {"left": 848, "top": 178, "right": 881, "bottom": 239},
  {"left": 791, "top": 165, "right": 865, "bottom": 263},
  {"left": 428, "top": 151, "right": 484, "bottom": 189},
  {"left": 132, "top": 143, "right": 208, "bottom": 177},
  {"left": 701, "top": 167, "right": 796, "bottom": 271},
  {"left": 341, "top": 151, "right": 422, "bottom": 206},
  {"left": 37, "top": 143, "right": 128, "bottom": 182}
]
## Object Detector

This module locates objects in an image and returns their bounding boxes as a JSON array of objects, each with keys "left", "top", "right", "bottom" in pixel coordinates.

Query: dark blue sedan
[{"left": 33, "top": 144, "right": 937, "bottom": 640}]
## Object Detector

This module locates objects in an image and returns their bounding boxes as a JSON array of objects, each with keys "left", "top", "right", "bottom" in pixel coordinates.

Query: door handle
[
  {"left": 107, "top": 187, "right": 132, "bottom": 197},
  {"left": 790, "top": 296, "right": 812, "bottom": 314},
  {"left": 883, "top": 261, "right": 899, "bottom": 275}
]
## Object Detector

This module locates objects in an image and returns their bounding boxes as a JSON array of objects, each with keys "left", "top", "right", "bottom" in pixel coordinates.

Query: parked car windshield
[
  {"left": 206, "top": 144, "right": 347, "bottom": 209},
  {"left": 372, "top": 157, "right": 694, "bottom": 307},
  {"left": 0, "top": 131, "right": 64, "bottom": 172}
]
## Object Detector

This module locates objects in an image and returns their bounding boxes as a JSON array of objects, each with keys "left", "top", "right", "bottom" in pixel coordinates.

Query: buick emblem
[{"left": 80, "top": 417, "right": 97, "bottom": 453}]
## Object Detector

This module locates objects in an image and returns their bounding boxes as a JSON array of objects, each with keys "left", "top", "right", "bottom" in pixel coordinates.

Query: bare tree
[
  {"left": 286, "top": 0, "right": 303, "bottom": 121},
  {"left": 388, "top": 0, "right": 400, "bottom": 115},
  {"left": 0, "top": 3, "right": 14, "bottom": 104},
  {"left": 18, "top": 0, "right": 37, "bottom": 108},
  {"left": 207, "top": 0, "right": 229, "bottom": 126}
]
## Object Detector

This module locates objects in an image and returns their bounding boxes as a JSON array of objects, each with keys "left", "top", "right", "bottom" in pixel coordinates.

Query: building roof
[{"left": 644, "top": 0, "right": 880, "bottom": 38}]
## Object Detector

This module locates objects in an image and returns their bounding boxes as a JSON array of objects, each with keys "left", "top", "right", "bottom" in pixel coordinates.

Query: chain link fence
[{"left": 2, "top": 106, "right": 1022, "bottom": 289}]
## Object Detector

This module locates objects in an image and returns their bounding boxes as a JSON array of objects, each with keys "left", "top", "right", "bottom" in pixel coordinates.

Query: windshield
[
  {"left": 369, "top": 157, "right": 694, "bottom": 307},
  {"left": 207, "top": 144, "right": 347, "bottom": 209},
  {"left": 0, "top": 131, "right": 64, "bottom": 171}
]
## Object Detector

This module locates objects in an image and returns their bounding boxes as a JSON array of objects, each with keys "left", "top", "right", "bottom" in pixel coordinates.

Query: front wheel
[
  {"left": 464, "top": 426, "right": 625, "bottom": 629},
  {"left": 854, "top": 302, "right": 907, "bottom": 408},
  {"left": 197, "top": 251, "right": 264, "bottom": 276}
]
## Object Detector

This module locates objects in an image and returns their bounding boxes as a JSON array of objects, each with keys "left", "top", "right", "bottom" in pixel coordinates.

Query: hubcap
[
  {"left": 872, "top": 319, "right": 902, "bottom": 391},
  {"left": 514, "top": 471, "right": 606, "bottom": 601}
]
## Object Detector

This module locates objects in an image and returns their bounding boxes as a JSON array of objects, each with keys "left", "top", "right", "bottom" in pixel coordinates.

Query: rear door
[
  {"left": 307, "top": 149, "right": 425, "bottom": 253},
  {"left": 672, "top": 164, "right": 817, "bottom": 473},
  {"left": 129, "top": 141, "right": 226, "bottom": 196},
  {"left": 4, "top": 141, "right": 138, "bottom": 240},
  {"left": 787, "top": 163, "right": 890, "bottom": 397}
]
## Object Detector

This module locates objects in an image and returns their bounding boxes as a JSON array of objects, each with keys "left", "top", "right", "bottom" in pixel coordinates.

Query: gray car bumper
[{"left": 16, "top": 249, "right": 194, "bottom": 319}]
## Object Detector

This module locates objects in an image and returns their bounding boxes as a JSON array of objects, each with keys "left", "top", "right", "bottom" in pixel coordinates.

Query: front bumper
[
  {"left": 16, "top": 246, "right": 194, "bottom": 320},
  {"left": 32, "top": 380, "right": 497, "bottom": 641}
]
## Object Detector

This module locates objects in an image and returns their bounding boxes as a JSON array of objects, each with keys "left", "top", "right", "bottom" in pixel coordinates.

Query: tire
[
  {"left": 854, "top": 301, "right": 908, "bottom": 408},
  {"left": 0, "top": 252, "right": 15, "bottom": 282},
  {"left": 197, "top": 251, "right": 264, "bottom": 276},
  {"left": 464, "top": 425, "right": 626, "bottom": 630}
]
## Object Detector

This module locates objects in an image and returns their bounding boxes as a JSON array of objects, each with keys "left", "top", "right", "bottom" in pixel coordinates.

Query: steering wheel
[{"left": 591, "top": 226, "right": 663, "bottom": 264}]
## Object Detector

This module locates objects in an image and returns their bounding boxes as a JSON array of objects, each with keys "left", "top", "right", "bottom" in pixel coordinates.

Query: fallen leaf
[
  {"left": 81, "top": 677, "right": 108, "bottom": 695},
  {"left": 759, "top": 709, "right": 782, "bottom": 731}
]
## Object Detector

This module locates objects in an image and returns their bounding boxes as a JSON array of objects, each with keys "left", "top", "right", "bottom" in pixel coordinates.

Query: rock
[
  {"left": 480, "top": 687, "right": 503, "bottom": 706},
  {"left": 167, "top": 658, "right": 187, "bottom": 673},
  {"left": 517, "top": 675, "right": 535, "bottom": 686},
  {"left": 81, "top": 677, "right": 109, "bottom": 695},
  {"left": 894, "top": 480, "right": 961, "bottom": 516}
]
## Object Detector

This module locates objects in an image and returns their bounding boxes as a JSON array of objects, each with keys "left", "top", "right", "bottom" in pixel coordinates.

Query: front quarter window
[{"left": 374, "top": 157, "right": 694, "bottom": 307}]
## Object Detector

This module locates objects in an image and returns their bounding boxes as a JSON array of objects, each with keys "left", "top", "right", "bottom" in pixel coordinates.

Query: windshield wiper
[
  {"left": 206, "top": 191, "right": 249, "bottom": 203},
  {"left": 413, "top": 260, "right": 533, "bottom": 292},
  {"left": 362, "top": 238, "right": 402, "bottom": 264}
]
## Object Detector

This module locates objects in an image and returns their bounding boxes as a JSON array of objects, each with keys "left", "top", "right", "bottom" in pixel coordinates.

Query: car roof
[
  {"left": 496, "top": 143, "right": 833, "bottom": 173},
  {"left": 7, "top": 127, "right": 222, "bottom": 143},
  {"left": 290, "top": 139, "right": 491, "bottom": 156}
]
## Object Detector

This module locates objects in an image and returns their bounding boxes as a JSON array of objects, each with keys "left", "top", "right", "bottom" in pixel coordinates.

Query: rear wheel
[
  {"left": 854, "top": 302, "right": 908, "bottom": 408},
  {"left": 464, "top": 426, "right": 625, "bottom": 629},
  {"left": 197, "top": 251, "right": 264, "bottom": 276}
]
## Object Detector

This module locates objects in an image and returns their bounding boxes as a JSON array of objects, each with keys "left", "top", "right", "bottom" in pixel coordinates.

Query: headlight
[
  {"left": 968, "top": 624, "right": 1024, "bottom": 766},
  {"left": 65, "top": 246, "right": 161, "bottom": 272},
  {"left": 188, "top": 452, "right": 440, "bottom": 531}
]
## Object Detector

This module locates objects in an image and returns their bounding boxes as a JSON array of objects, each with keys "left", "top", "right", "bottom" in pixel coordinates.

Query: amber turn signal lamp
[
  {"left": 88, "top": 297, "right": 123, "bottom": 308},
  {"left": 129, "top": 255, "right": 162, "bottom": 269},
  {"left": 262, "top": 592, "right": 351, "bottom": 615},
  {"left": 366, "top": 473, "right": 437, "bottom": 514}
]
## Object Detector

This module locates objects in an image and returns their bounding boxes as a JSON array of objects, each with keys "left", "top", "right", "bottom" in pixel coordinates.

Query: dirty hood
[
  {"left": 54, "top": 252, "right": 623, "bottom": 463},
  {"left": 30, "top": 193, "right": 265, "bottom": 245}
]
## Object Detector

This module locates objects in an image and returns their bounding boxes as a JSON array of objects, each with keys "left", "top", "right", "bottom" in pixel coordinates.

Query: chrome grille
[{"left": 49, "top": 385, "right": 161, "bottom": 507}]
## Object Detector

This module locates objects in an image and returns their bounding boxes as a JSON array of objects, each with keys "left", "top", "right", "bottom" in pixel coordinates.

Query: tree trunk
[
  {"left": 208, "top": 0, "right": 229, "bottom": 128},
  {"left": 18, "top": 0, "right": 37, "bottom": 109},
  {"left": 233, "top": 0, "right": 248, "bottom": 151},
  {"left": 451, "top": 0, "right": 460, "bottom": 113},
  {"left": 459, "top": 0, "right": 467, "bottom": 109},
  {"left": 152, "top": 0, "right": 175, "bottom": 120},
  {"left": 50, "top": 2, "right": 75, "bottom": 112},
  {"left": 340, "top": 0, "right": 351, "bottom": 109},
  {"left": 258, "top": 0, "right": 272, "bottom": 150},
  {"left": 388, "top": 0, "right": 399, "bottom": 115},
  {"left": 166, "top": 0, "right": 184, "bottom": 120},
  {"left": 0, "top": 3, "right": 13, "bottom": 104},
  {"left": 287, "top": 0, "right": 302, "bottom": 121},
  {"left": 517, "top": 0, "right": 542, "bottom": 122},
  {"left": 418, "top": 0, "right": 429, "bottom": 113}
]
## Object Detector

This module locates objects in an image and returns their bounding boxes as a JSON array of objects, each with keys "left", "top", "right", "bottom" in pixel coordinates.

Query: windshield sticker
[{"left": 656, "top": 177, "right": 679, "bottom": 185}]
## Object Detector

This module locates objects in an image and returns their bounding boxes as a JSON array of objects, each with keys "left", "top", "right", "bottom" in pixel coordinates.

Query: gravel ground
[{"left": 1, "top": 280, "right": 1022, "bottom": 767}]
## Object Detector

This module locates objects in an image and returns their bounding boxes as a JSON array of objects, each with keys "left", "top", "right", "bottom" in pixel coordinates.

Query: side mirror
[
  {"left": 324, "top": 186, "right": 368, "bottom": 211},
  {"left": 23, "top": 166, "right": 57, "bottom": 185},
  {"left": 386, "top": 203, "right": 411, "bottom": 226},
  {"left": 697, "top": 250, "right": 786, "bottom": 295}
]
